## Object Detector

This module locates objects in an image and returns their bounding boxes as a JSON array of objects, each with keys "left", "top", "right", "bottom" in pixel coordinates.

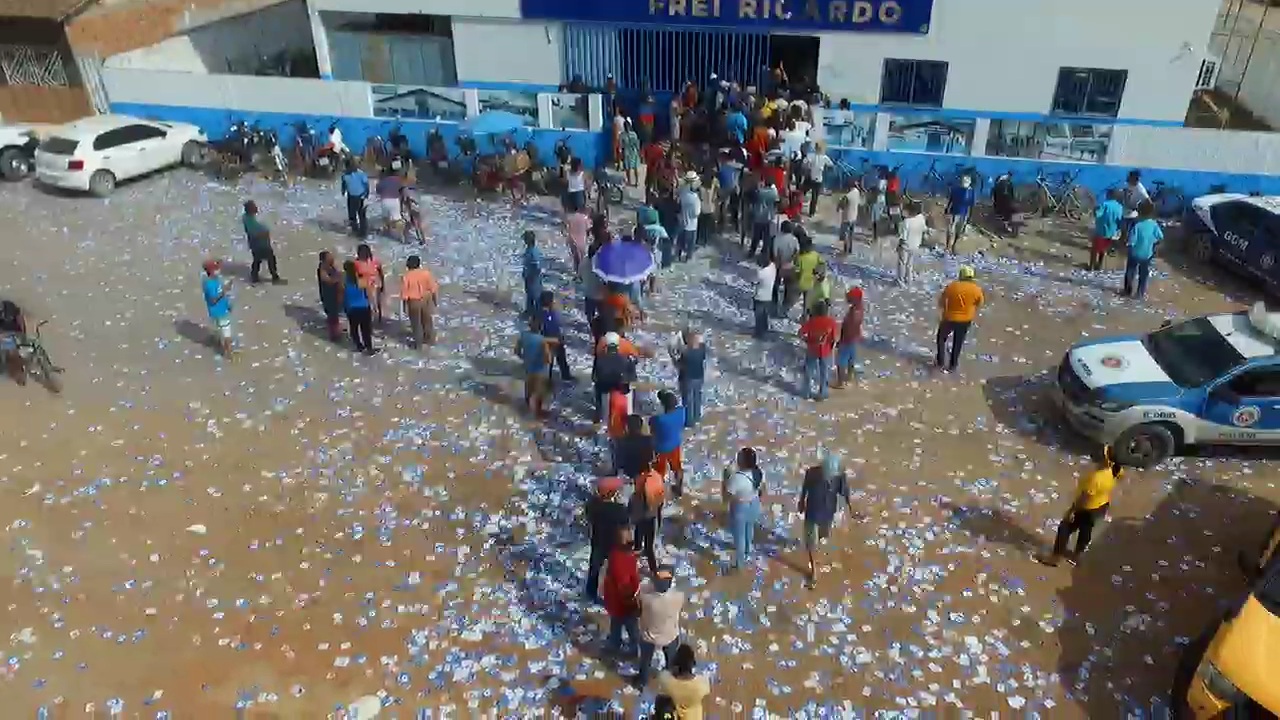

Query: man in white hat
[{"left": 678, "top": 171, "right": 702, "bottom": 263}]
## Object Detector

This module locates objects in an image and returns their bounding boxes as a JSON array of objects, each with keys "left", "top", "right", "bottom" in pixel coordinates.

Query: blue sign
[{"left": 520, "top": 0, "right": 933, "bottom": 34}]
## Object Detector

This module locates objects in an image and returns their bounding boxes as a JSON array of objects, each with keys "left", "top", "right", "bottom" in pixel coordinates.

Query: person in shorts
[
  {"left": 798, "top": 451, "right": 854, "bottom": 588},
  {"left": 201, "top": 259, "right": 234, "bottom": 358},
  {"left": 516, "top": 314, "right": 556, "bottom": 418},
  {"left": 1090, "top": 189, "right": 1125, "bottom": 272},
  {"left": 650, "top": 390, "right": 687, "bottom": 497}
]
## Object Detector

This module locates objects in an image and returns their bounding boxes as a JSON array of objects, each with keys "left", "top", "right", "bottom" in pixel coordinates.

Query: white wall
[
  {"left": 1107, "top": 124, "right": 1280, "bottom": 174},
  {"left": 451, "top": 18, "right": 563, "bottom": 86},
  {"left": 102, "top": 68, "right": 374, "bottom": 117},
  {"left": 309, "top": 0, "right": 520, "bottom": 17},
  {"left": 105, "top": 1, "right": 314, "bottom": 75},
  {"left": 818, "top": 0, "right": 1217, "bottom": 122}
]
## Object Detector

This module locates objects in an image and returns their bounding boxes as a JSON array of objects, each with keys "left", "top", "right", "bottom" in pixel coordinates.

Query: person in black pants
[
  {"left": 539, "top": 291, "right": 573, "bottom": 383},
  {"left": 935, "top": 266, "right": 985, "bottom": 373},
  {"left": 630, "top": 460, "right": 662, "bottom": 575},
  {"left": 584, "top": 476, "right": 629, "bottom": 602},
  {"left": 342, "top": 260, "right": 377, "bottom": 355},
  {"left": 242, "top": 200, "right": 282, "bottom": 284},
  {"left": 1039, "top": 447, "right": 1122, "bottom": 567},
  {"left": 340, "top": 162, "right": 370, "bottom": 238}
]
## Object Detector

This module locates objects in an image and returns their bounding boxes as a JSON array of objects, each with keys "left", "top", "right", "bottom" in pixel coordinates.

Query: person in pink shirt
[{"left": 565, "top": 209, "right": 590, "bottom": 268}]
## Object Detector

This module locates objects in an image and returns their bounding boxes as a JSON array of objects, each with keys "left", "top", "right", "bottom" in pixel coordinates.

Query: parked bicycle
[
  {"left": 18, "top": 320, "right": 62, "bottom": 393},
  {"left": 594, "top": 165, "right": 626, "bottom": 219},
  {"left": 1149, "top": 180, "right": 1187, "bottom": 219},
  {"left": 1019, "top": 168, "right": 1096, "bottom": 221}
]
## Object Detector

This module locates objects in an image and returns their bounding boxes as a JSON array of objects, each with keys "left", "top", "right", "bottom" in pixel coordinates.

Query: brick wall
[
  {"left": 66, "top": 0, "right": 292, "bottom": 59},
  {"left": 0, "top": 86, "right": 92, "bottom": 122}
]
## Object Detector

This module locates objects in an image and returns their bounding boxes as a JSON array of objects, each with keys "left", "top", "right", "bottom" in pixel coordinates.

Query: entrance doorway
[{"left": 767, "top": 34, "right": 820, "bottom": 93}]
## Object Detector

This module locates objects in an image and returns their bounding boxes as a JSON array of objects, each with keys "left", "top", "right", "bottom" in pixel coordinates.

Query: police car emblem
[
  {"left": 1100, "top": 355, "right": 1127, "bottom": 370},
  {"left": 1233, "top": 406, "right": 1261, "bottom": 427},
  {"left": 1262, "top": 254, "right": 1276, "bottom": 270}
]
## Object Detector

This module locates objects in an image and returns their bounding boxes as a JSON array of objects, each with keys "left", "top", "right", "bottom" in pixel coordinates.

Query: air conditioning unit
[{"left": 1196, "top": 56, "right": 1221, "bottom": 90}]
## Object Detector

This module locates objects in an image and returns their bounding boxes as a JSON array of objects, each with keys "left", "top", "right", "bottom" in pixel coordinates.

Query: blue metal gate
[{"left": 563, "top": 24, "right": 769, "bottom": 94}]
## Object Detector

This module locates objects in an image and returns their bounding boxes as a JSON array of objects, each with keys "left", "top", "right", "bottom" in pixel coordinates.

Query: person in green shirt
[
  {"left": 804, "top": 261, "right": 832, "bottom": 319},
  {"left": 793, "top": 234, "right": 822, "bottom": 298}
]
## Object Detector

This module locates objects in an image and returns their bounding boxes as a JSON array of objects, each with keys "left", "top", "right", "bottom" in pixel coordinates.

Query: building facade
[{"left": 304, "top": 0, "right": 1219, "bottom": 125}]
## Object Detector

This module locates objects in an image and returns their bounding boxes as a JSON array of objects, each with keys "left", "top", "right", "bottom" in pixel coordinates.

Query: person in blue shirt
[
  {"left": 1123, "top": 201, "right": 1163, "bottom": 300},
  {"left": 539, "top": 290, "right": 574, "bottom": 383},
  {"left": 340, "top": 162, "right": 370, "bottom": 238},
  {"left": 521, "top": 230, "right": 543, "bottom": 317},
  {"left": 716, "top": 150, "right": 744, "bottom": 230},
  {"left": 726, "top": 105, "right": 748, "bottom": 145},
  {"left": 1090, "top": 189, "right": 1125, "bottom": 271},
  {"left": 650, "top": 390, "right": 687, "bottom": 497},
  {"left": 943, "top": 175, "right": 976, "bottom": 254},
  {"left": 342, "top": 260, "right": 377, "bottom": 355},
  {"left": 516, "top": 314, "right": 557, "bottom": 418},
  {"left": 201, "top": 258, "right": 234, "bottom": 357}
]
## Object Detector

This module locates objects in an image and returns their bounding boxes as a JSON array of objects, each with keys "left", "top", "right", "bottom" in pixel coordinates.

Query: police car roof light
[{"left": 1247, "top": 301, "right": 1280, "bottom": 342}]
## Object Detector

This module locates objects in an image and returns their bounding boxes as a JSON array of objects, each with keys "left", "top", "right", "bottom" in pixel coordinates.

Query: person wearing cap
[
  {"left": 799, "top": 300, "right": 839, "bottom": 401},
  {"left": 602, "top": 523, "right": 641, "bottom": 657},
  {"left": 677, "top": 172, "right": 701, "bottom": 263},
  {"left": 944, "top": 174, "right": 977, "bottom": 254},
  {"left": 798, "top": 451, "right": 854, "bottom": 588},
  {"left": 936, "top": 266, "right": 985, "bottom": 373},
  {"left": 584, "top": 476, "right": 629, "bottom": 603},
  {"left": 593, "top": 331, "right": 639, "bottom": 423},
  {"left": 1038, "top": 446, "right": 1123, "bottom": 567},
  {"left": 635, "top": 566, "right": 686, "bottom": 688},
  {"left": 200, "top": 259, "right": 234, "bottom": 357},
  {"left": 833, "top": 285, "right": 864, "bottom": 388}
]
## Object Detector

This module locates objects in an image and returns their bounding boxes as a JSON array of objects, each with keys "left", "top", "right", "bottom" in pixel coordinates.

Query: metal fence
[{"left": 563, "top": 24, "right": 769, "bottom": 93}]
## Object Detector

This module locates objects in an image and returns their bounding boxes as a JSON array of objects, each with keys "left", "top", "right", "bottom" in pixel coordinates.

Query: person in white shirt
[
  {"left": 635, "top": 567, "right": 686, "bottom": 688},
  {"left": 802, "top": 143, "right": 833, "bottom": 217},
  {"left": 1121, "top": 170, "right": 1149, "bottom": 243},
  {"left": 722, "top": 446, "right": 763, "bottom": 570},
  {"left": 780, "top": 120, "right": 807, "bottom": 160},
  {"left": 753, "top": 254, "right": 777, "bottom": 338},
  {"left": 838, "top": 181, "right": 863, "bottom": 255},
  {"left": 678, "top": 172, "right": 701, "bottom": 262},
  {"left": 564, "top": 157, "right": 587, "bottom": 213},
  {"left": 896, "top": 202, "right": 929, "bottom": 286}
]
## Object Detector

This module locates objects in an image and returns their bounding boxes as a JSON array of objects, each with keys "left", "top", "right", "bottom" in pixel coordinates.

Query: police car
[
  {"left": 1057, "top": 302, "right": 1280, "bottom": 468},
  {"left": 1187, "top": 193, "right": 1280, "bottom": 289}
]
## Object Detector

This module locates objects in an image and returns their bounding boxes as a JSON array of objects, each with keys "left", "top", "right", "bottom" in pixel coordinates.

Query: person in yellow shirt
[
  {"left": 935, "top": 265, "right": 984, "bottom": 373},
  {"left": 1039, "top": 446, "right": 1122, "bottom": 567}
]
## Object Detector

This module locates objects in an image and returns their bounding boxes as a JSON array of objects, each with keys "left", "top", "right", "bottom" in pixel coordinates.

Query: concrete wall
[
  {"left": 450, "top": 18, "right": 562, "bottom": 86},
  {"left": 308, "top": 0, "right": 521, "bottom": 16},
  {"left": 817, "top": 0, "right": 1215, "bottom": 122},
  {"left": 1107, "top": 124, "right": 1280, "bottom": 175},
  {"left": 103, "top": 0, "right": 314, "bottom": 74},
  {"left": 101, "top": 67, "right": 373, "bottom": 116}
]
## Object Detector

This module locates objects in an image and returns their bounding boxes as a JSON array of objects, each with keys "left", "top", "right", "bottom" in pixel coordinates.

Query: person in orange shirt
[
  {"left": 936, "top": 265, "right": 984, "bottom": 373},
  {"left": 399, "top": 254, "right": 438, "bottom": 349},
  {"left": 353, "top": 243, "right": 386, "bottom": 324}
]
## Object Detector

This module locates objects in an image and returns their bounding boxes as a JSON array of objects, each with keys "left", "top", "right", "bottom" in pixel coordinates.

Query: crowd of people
[{"left": 186, "top": 67, "right": 1178, "bottom": 718}]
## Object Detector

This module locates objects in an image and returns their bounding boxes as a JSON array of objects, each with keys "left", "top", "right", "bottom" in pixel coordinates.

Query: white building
[{"left": 303, "top": 0, "right": 1219, "bottom": 124}]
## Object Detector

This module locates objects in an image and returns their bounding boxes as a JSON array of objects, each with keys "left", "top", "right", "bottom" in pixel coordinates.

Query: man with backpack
[
  {"left": 593, "top": 332, "right": 639, "bottom": 423},
  {"left": 630, "top": 459, "right": 665, "bottom": 575}
]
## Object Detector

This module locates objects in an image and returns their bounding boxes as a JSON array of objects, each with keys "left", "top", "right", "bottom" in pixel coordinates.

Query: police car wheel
[
  {"left": 1191, "top": 233, "right": 1214, "bottom": 263},
  {"left": 1114, "top": 423, "right": 1176, "bottom": 468}
]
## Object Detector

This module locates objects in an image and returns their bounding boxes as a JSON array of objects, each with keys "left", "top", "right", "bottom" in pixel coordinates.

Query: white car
[
  {"left": 34, "top": 115, "right": 207, "bottom": 196},
  {"left": 0, "top": 123, "right": 39, "bottom": 181}
]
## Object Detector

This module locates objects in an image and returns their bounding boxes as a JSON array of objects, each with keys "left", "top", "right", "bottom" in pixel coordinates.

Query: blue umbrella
[
  {"left": 593, "top": 238, "right": 655, "bottom": 285},
  {"left": 460, "top": 110, "right": 531, "bottom": 136}
]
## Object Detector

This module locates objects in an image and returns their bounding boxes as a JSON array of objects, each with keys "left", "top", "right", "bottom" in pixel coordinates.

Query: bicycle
[
  {"left": 1019, "top": 168, "right": 1096, "bottom": 221},
  {"left": 903, "top": 159, "right": 949, "bottom": 204},
  {"left": 1149, "top": 180, "right": 1187, "bottom": 219},
  {"left": 17, "top": 320, "right": 62, "bottom": 393}
]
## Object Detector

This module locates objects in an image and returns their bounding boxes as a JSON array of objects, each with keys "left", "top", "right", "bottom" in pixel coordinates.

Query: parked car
[
  {"left": 1056, "top": 302, "right": 1280, "bottom": 467},
  {"left": 34, "top": 115, "right": 207, "bottom": 197},
  {"left": 0, "top": 123, "right": 39, "bottom": 181},
  {"left": 1175, "top": 511, "right": 1280, "bottom": 718},
  {"left": 1187, "top": 193, "right": 1280, "bottom": 290}
]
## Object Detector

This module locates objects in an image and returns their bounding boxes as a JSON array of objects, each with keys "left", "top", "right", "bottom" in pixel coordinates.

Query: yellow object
[
  {"left": 939, "top": 280, "right": 985, "bottom": 323},
  {"left": 1073, "top": 467, "right": 1116, "bottom": 510},
  {"left": 1183, "top": 517, "right": 1280, "bottom": 718}
]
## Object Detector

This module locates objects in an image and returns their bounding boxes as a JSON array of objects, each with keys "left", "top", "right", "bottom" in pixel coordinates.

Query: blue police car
[
  {"left": 1057, "top": 302, "right": 1280, "bottom": 467},
  {"left": 1187, "top": 193, "right": 1280, "bottom": 288}
]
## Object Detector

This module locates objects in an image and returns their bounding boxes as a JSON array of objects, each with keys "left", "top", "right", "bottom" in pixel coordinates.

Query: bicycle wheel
[
  {"left": 1016, "top": 184, "right": 1047, "bottom": 216},
  {"left": 1068, "top": 186, "right": 1096, "bottom": 220},
  {"left": 1155, "top": 188, "right": 1186, "bottom": 218},
  {"left": 35, "top": 347, "right": 61, "bottom": 394}
]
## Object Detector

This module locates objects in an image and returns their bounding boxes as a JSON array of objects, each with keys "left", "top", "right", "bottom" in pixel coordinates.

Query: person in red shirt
[
  {"left": 602, "top": 525, "right": 641, "bottom": 655},
  {"left": 833, "top": 287, "right": 865, "bottom": 389},
  {"left": 783, "top": 188, "right": 804, "bottom": 221},
  {"left": 799, "top": 300, "right": 840, "bottom": 401},
  {"left": 764, "top": 158, "right": 787, "bottom": 197},
  {"left": 642, "top": 142, "right": 666, "bottom": 198}
]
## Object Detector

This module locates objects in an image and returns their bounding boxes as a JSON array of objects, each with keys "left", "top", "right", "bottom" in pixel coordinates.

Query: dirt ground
[{"left": 0, "top": 171, "right": 1277, "bottom": 719}]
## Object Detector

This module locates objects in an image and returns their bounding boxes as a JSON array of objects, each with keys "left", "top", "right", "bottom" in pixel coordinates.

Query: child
[
  {"left": 540, "top": 290, "right": 573, "bottom": 383},
  {"left": 833, "top": 286, "right": 864, "bottom": 388},
  {"left": 400, "top": 185, "right": 425, "bottom": 245},
  {"left": 650, "top": 390, "right": 687, "bottom": 497},
  {"left": 516, "top": 315, "right": 556, "bottom": 418},
  {"left": 200, "top": 259, "right": 234, "bottom": 357},
  {"left": 354, "top": 244, "right": 386, "bottom": 324}
]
